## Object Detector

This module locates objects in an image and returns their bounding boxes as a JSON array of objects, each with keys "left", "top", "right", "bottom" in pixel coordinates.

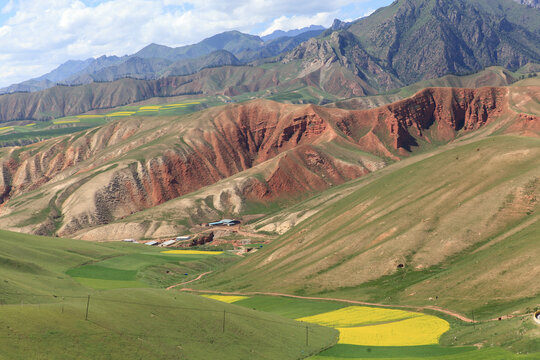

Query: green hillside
[
  {"left": 0, "top": 230, "right": 337, "bottom": 359},
  {"left": 197, "top": 134, "right": 540, "bottom": 353}
]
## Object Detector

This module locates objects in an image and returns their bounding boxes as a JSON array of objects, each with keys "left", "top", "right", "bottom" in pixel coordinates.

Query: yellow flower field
[
  {"left": 106, "top": 111, "right": 136, "bottom": 117},
  {"left": 297, "top": 306, "right": 420, "bottom": 327},
  {"left": 53, "top": 119, "right": 80, "bottom": 124},
  {"left": 202, "top": 295, "right": 249, "bottom": 303},
  {"left": 139, "top": 106, "right": 161, "bottom": 111},
  {"left": 0, "top": 126, "right": 13, "bottom": 131},
  {"left": 298, "top": 306, "right": 450, "bottom": 347},
  {"left": 161, "top": 250, "right": 223, "bottom": 255},
  {"left": 337, "top": 315, "right": 450, "bottom": 346},
  {"left": 25, "top": 123, "right": 36, "bottom": 127}
]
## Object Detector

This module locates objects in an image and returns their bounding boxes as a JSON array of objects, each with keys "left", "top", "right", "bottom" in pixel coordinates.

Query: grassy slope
[
  {"left": 197, "top": 134, "right": 539, "bottom": 352},
  {"left": 0, "top": 230, "right": 336, "bottom": 359}
]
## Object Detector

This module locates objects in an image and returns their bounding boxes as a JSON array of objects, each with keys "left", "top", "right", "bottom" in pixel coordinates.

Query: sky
[{"left": 0, "top": 0, "right": 393, "bottom": 88}]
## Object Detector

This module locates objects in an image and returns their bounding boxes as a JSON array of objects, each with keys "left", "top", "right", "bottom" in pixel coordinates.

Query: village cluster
[{"left": 122, "top": 219, "right": 265, "bottom": 255}]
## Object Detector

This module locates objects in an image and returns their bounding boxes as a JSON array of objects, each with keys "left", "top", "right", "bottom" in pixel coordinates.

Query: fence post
[
  {"left": 85, "top": 295, "right": 90, "bottom": 321},
  {"left": 222, "top": 310, "right": 226, "bottom": 333}
]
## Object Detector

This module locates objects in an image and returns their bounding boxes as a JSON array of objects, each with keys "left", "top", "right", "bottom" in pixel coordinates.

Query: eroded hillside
[{"left": 0, "top": 83, "right": 537, "bottom": 239}]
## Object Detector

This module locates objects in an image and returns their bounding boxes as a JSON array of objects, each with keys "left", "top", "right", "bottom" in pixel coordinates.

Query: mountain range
[
  {"left": 0, "top": 1, "right": 538, "bottom": 357},
  {"left": 3, "top": 0, "right": 539, "bottom": 96},
  {"left": 0, "top": 28, "right": 325, "bottom": 94},
  {"left": 0, "top": 0, "right": 539, "bottom": 124},
  {"left": 0, "top": 82, "right": 537, "bottom": 239}
]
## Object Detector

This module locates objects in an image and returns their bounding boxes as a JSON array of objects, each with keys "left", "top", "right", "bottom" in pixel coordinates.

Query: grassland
[{"left": 0, "top": 230, "right": 337, "bottom": 359}]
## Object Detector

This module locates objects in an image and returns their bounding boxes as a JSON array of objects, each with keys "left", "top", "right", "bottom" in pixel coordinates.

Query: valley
[
  {"left": 0, "top": 75, "right": 537, "bottom": 360},
  {"left": 0, "top": 0, "right": 539, "bottom": 359}
]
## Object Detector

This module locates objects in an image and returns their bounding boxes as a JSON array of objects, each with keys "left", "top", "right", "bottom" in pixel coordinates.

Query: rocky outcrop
[{"left": 283, "top": 31, "right": 399, "bottom": 96}]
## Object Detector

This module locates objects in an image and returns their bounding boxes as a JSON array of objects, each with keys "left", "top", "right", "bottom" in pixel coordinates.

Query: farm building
[
  {"left": 160, "top": 240, "right": 177, "bottom": 247},
  {"left": 209, "top": 219, "right": 240, "bottom": 227},
  {"left": 176, "top": 236, "right": 191, "bottom": 241},
  {"left": 145, "top": 241, "right": 158, "bottom": 246},
  {"left": 123, "top": 239, "right": 136, "bottom": 243}
]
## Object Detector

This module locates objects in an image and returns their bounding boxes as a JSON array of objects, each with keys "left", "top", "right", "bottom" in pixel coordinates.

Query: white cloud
[{"left": 0, "top": 0, "right": 384, "bottom": 87}]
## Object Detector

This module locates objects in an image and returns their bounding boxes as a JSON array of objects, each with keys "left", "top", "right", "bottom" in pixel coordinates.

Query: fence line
[{"left": 0, "top": 290, "right": 314, "bottom": 330}]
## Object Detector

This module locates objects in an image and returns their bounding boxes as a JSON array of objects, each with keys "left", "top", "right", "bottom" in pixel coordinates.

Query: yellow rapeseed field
[
  {"left": 25, "top": 123, "right": 36, "bottom": 127},
  {"left": 297, "top": 306, "right": 450, "bottom": 347},
  {"left": 53, "top": 119, "right": 80, "bottom": 124},
  {"left": 202, "top": 295, "right": 249, "bottom": 303},
  {"left": 139, "top": 106, "right": 161, "bottom": 111},
  {"left": 337, "top": 315, "right": 450, "bottom": 346},
  {"left": 0, "top": 126, "right": 13, "bottom": 131},
  {"left": 297, "top": 306, "right": 420, "bottom": 327},
  {"left": 161, "top": 250, "right": 223, "bottom": 255},
  {"left": 107, "top": 111, "right": 136, "bottom": 117}
]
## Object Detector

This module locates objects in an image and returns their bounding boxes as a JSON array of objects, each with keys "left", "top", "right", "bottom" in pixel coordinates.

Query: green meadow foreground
[
  {"left": 0, "top": 228, "right": 538, "bottom": 359},
  {"left": 0, "top": 232, "right": 335, "bottom": 360}
]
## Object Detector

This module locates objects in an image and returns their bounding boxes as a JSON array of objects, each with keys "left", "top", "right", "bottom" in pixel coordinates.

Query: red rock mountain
[{"left": 0, "top": 85, "right": 536, "bottom": 239}]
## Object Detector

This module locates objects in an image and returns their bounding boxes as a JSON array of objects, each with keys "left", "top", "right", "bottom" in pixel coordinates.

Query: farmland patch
[{"left": 201, "top": 295, "right": 249, "bottom": 303}]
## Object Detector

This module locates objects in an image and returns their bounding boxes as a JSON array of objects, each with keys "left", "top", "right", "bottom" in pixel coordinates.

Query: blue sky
[{"left": 0, "top": 0, "right": 393, "bottom": 87}]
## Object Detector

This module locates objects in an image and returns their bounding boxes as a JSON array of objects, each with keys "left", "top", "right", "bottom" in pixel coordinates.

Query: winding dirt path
[
  {"left": 165, "top": 271, "right": 213, "bottom": 290},
  {"left": 178, "top": 288, "right": 475, "bottom": 323},
  {"left": 168, "top": 272, "right": 536, "bottom": 324}
]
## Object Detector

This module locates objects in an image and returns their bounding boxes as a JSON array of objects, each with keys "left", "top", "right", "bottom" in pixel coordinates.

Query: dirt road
[
  {"left": 171, "top": 276, "right": 536, "bottom": 324},
  {"left": 165, "top": 271, "right": 213, "bottom": 290},
  {"left": 178, "top": 288, "right": 475, "bottom": 322}
]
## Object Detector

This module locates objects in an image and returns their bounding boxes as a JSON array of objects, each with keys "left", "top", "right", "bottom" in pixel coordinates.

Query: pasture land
[{"left": 0, "top": 230, "right": 336, "bottom": 359}]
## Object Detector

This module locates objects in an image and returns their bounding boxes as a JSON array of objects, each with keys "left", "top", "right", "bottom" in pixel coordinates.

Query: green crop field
[
  {"left": 234, "top": 296, "right": 348, "bottom": 318},
  {"left": 0, "top": 97, "right": 225, "bottom": 147},
  {"left": 65, "top": 250, "right": 232, "bottom": 289}
]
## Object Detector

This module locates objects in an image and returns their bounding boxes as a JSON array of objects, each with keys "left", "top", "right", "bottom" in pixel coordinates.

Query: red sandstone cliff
[{"left": 0, "top": 86, "right": 535, "bottom": 238}]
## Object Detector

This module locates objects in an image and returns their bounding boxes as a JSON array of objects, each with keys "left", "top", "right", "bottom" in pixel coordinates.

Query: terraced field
[{"left": 0, "top": 98, "right": 217, "bottom": 146}]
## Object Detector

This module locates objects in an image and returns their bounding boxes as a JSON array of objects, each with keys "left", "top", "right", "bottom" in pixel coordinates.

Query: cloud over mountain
[{"left": 0, "top": 0, "right": 388, "bottom": 87}]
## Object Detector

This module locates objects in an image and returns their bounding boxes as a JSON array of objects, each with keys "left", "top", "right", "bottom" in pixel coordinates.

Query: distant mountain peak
[
  {"left": 330, "top": 19, "right": 350, "bottom": 31},
  {"left": 261, "top": 25, "right": 325, "bottom": 42}
]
